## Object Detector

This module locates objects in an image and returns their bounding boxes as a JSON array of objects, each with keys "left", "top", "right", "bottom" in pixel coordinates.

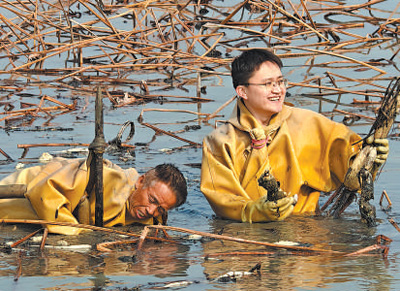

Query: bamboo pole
[
  {"left": 275, "top": 45, "right": 387, "bottom": 74},
  {"left": 379, "top": 190, "right": 392, "bottom": 209},
  {"left": 40, "top": 228, "right": 49, "bottom": 252},
  {"left": 344, "top": 244, "right": 388, "bottom": 257},
  {"left": 88, "top": 87, "right": 107, "bottom": 227},
  {"left": 309, "top": 0, "right": 385, "bottom": 11},
  {"left": 144, "top": 225, "right": 343, "bottom": 254},
  {"left": 203, "top": 23, "right": 291, "bottom": 44},
  {"left": 141, "top": 122, "right": 202, "bottom": 147},
  {"left": 0, "top": 218, "right": 177, "bottom": 243},
  {"left": 14, "top": 251, "right": 23, "bottom": 281},
  {"left": 389, "top": 219, "right": 400, "bottom": 233},
  {"left": 10, "top": 229, "right": 43, "bottom": 248},
  {"left": 204, "top": 95, "right": 237, "bottom": 122},
  {"left": 0, "top": 147, "right": 13, "bottom": 161},
  {"left": 263, "top": 0, "right": 329, "bottom": 41}
]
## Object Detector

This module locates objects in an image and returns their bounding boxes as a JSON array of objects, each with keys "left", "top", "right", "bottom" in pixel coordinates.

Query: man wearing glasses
[
  {"left": 201, "top": 48, "right": 388, "bottom": 223},
  {"left": 0, "top": 158, "right": 187, "bottom": 235}
]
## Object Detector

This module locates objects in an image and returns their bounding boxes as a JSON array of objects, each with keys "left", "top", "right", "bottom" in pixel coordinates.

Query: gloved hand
[
  {"left": 242, "top": 194, "right": 296, "bottom": 223},
  {"left": 365, "top": 136, "right": 389, "bottom": 166}
]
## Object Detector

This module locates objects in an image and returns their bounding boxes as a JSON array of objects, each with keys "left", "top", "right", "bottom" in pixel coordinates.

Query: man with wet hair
[
  {"left": 0, "top": 157, "right": 187, "bottom": 235},
  {"left": 201, "top": 48, "right": 389, "bottom": 223},
  {"left": 128, "top": 163, "right": 187, "bottom": 222},
  {"left": 139, "top": 163, "right": 188, "bottom": 208}
]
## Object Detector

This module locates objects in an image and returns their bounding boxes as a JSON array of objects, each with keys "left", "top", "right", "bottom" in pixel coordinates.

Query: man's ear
[
  {"left": 135, "top": 175, "right": 145, "bottom": 188},
  {"left": 236, "top": 85, "right": 247, "bottom": 100}
]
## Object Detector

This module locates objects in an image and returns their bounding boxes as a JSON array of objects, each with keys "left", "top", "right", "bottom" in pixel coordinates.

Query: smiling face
[
  {"left": 235, "top": 61, "right": 286, "bottom": 125},
  {"left": 128, "top": 175, "right": 178, "bottom": 220}
]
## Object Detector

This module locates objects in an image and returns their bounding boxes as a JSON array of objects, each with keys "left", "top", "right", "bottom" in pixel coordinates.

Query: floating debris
[
  {"left": 186, "top": 234, "right": 203, "bottom": 241},
  {"left": 274, "top": 240, "right": 302, "bottom": 246},
  {"left": 152, "top": 279, "right": 201, "bottom": 289},
  {"left": 15, "top": 163, "right": 25, "bottom": 170},
  {"left": 38, "top": 152, "right": 54, "bottom": 163},
  {"left": 209, "top": 263, "right": 261, "bottom": 282},
  {"left": 6, "top": 239, "right": 92, "bottom": 253}
]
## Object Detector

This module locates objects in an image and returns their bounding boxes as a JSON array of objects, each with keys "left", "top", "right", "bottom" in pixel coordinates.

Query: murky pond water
[{"left": 0, "top": 0, "right": 400, "bottom": 290}]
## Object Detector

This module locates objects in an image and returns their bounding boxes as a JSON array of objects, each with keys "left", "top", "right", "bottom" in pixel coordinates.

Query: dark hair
[
  {"left": 231, "top": 49, "right": 283, "bottom": 88},
  {"left": 143, "top": 163, "right": 188, "bottom": 207}
]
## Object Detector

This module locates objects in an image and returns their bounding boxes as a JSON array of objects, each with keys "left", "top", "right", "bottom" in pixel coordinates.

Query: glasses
[{"left": 244, "top": 78, "right": 288, "bottom": 90}]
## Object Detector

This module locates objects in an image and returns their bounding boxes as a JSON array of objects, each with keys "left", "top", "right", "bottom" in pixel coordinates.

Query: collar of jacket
[{"left": 227, "top": 98, "right": 292, "bottom": 144}]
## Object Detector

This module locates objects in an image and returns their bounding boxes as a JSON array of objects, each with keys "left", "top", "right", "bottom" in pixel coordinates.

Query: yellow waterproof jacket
[
  {"left": 201, "top": 99, "right": 361, "bottom": 222},
  {"left": 0, "top": 157, "right": 153, "bottom": 235}
]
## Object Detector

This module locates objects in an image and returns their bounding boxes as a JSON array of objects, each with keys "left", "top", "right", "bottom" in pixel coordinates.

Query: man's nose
[
  {"left": 271, "top": 82, "right": 282, "bottom": 92},
  {"left": 147, "top": 204, "right": 158, "bottom": 216}
]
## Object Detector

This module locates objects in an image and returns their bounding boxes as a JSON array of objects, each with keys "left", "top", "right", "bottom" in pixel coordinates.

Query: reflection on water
[
  {"left": 0, "top": 215, "right": 396, "bottom": 290},
  {"left": 0, "top": 228, "right": 190, "bottom": 276},
  {"left": 201, "top": 216, "right": 393, "bottom": 290}
]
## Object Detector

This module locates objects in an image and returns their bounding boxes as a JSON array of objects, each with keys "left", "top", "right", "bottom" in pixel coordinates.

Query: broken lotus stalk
[{"left": 324, "top": 77, "right": 400, "bottom": 225}]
